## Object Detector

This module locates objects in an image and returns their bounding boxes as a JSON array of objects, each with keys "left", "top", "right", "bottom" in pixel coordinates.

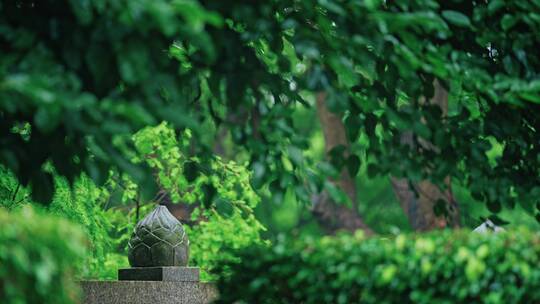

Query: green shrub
[
  {"left": 0, "top": 164, "right": 125, "bottom": 280},
  {"left": 216, "top": 229, "right": 540, "bottom": 304},
  {"left": 48, "top": 174, "right": 123, "bottom": 279},
  {"left": 131, "top": 123, "right": 267, "bottom": 281},
  {"left": 0, "top": 206, "right": 86, "bottom": 304}
]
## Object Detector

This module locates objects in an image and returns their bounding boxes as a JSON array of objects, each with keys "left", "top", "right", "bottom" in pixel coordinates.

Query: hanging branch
[
  {"left": 11, "top": 183, "right": 20, "bottom": 202},
  {"left": 111, "top": 176, "right": 144, "bottom": 224},
  {"left": 135, "top": 192, "right": 141, "bottom": 222}
]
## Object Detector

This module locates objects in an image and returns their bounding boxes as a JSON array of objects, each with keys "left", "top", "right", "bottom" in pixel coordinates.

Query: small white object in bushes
[{"left": 473, "top": 219, "right": 505, "bottom": 233}]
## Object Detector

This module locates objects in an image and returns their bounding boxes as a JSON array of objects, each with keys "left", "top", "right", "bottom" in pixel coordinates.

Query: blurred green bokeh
[{"left": 0, "top": 206, "right": 86, "bottom": 304}]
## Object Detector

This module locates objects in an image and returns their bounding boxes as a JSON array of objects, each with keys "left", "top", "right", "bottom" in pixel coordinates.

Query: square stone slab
[
  {"left": 81, "top": 280, "right": 216, "bottom": 304},
  {"left": 118, "top": 267, "right": 200, "bottom": 282}
]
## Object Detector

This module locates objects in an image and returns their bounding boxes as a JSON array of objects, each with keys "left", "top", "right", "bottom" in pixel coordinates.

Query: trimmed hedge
[
  {"left": 216, "top": 230, "right": 540, "bottom": 304},
  {"left": 0, "top": 207, "right": 86, "bottom": 304}
]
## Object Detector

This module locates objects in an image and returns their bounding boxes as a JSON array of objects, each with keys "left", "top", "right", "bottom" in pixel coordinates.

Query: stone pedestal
[
  {"left": 118, "top": 266, "right": 199, "bottom": 282},
  {"left": 81, "top": 281, "right": 217, "bottom": 304},
  {"left": 82, "top": 206, "right": 213, "bottom": 303}
]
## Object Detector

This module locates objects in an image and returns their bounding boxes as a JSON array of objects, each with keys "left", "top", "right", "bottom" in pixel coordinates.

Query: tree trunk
[
  {"left": 391, "top": 80, "right": 460, "bottom": 231},
  {"left": 313, "top": 92, "right": 372, "bottom": 234}
]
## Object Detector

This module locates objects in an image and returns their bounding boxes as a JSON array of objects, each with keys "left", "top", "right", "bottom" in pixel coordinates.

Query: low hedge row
[
  {"left": 0, "top": 207, "right": 86, "bottom": 304},
  {"left": 216, "top": 229, "right": 540, "bottom": 304}
]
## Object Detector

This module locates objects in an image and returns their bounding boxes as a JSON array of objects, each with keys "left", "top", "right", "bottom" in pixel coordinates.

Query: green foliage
[
  {"left": 0, "top": 0, "right": 223, "bottom": 203},
  {"left": 1, "top": 120, "right": 268, "bottom": 281},
  {"left": 0, "top": 165, "right": 127, "bottom": 279},
  {"left": 132, "top": 122, "right": 192, "bottom": 203},
  {"left": 217, "top": 229, "right": 540, "bottom": 304},
  {"left": 0, "top": 0, "right": 305, "bottom": 209},
  {"left": 0, "top": 166, "right": 30, "bottom": 210},
  {"left": 186, "top": 192, "right": 266, "bottom": 281},
  {"left": 263, "top": 0, "right": 540, "bottom": 219},
  {"left": 0, "top": 0, "right": 307, "bottom": 215},
  {"left": 2, "top": 0, "right": 540, "bottom": 222},
  {"left": 48, "top": 174, "right": 123, "bottom": 279},
  {"left": 0, "top": 206, "right": 86, "bottom": 304},
  {"left": 130, "top": 122, "right": 266, "bottom": 280}
]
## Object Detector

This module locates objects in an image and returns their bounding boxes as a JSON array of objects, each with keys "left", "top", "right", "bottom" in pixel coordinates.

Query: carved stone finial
[{"left": 128, "top": 205, "right": 189, "bottom": 267}]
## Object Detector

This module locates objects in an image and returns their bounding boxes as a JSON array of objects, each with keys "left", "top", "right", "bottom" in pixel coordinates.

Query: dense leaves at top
[
  {"left": 0, "top": 0, "right": 218, "bottom": 202},
  {"left": 271, "top": 0, "right": 540, "bottom": 216},
  {"left": 1, "top": 0, "right": 540, "bottom": 219}
]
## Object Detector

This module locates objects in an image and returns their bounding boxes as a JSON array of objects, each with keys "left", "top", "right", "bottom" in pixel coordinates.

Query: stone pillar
[
  {"left": 81, "top": 205, "right": 217, "bottom": 304},
  {"left": 81, "top": 281, "right": 217, "bottom": 304}
]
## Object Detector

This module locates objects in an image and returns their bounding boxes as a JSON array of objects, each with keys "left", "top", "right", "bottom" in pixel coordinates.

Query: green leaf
[
  {"left": 325, "top": 181, "right": 350, "bottom": 206},
  {"left": 501, "top": 15, "right": 518, "bottom": 31},
  {"left": 215, "top": 197, "right": 234, "bottom": 217},
  {"left": 487, "top": 200, "right": 502, "bottom": 214},
  {"left": 347, "top": 155, "right": 361, "bottom": 177},
  {"left": 367, "top": 163, "right": 379, "bottom": 178},
  {"left": 488, "top": 214, "right": 510, "bottom": 226},
  {"left": 318, "top": 0, "right": 346, "bottom": 15},
  {"left": 487, "top": 0, "right": 505, "bottom": 15},
  {"left": 30, "top": 172, "right": 54, "bottom": 205},
  {"left": 34, "top": 107, "right": 61, "bottom": 133},
  {"left": 441, "top": 10, "right": 471, "bottom": 27},
  {"left": 345, "top": 115, "right": 361, "bottom": 142},
  {"left": 288, "top": 146, "right": 304, "bottom": 166},
  {"left": 251, "top": 162, "right": 266, "bottom": 189}
]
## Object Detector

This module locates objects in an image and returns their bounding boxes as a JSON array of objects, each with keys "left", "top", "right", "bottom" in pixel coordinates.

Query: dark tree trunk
[
  {"left": 313, "top": 92, "right": 372, "bottom": 234},
  {"left": 391, "top": 80, "right": 460, "bottom": 231}
]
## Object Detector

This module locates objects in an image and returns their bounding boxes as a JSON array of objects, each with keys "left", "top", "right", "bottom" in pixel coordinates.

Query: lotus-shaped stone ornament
[{"left": 128, "top": 205, "right": 189, "bottom": 267}]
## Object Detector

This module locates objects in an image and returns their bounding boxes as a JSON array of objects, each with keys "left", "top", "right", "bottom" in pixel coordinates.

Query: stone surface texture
[
  {"left": 128, "top": 205, "right": 189, "bottom": 267},
  {"left": 81, "top": 281, "right": 217, "bottom": 304},
  {"left": 118, "top": 266, "right": 200, "bottom": 282}
]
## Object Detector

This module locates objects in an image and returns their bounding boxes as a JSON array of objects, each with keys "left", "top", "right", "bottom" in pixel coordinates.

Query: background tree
[{"left": 2, "top": 0, "right": 540, "bottom": 234}]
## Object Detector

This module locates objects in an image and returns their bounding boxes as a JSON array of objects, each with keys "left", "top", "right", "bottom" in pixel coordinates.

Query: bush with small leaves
[
  {"left": 216, "top": 229, "right": 540, "bottom": 304},
  {"left": 0, "top": 206, "right": 86, "bottom": 304}
]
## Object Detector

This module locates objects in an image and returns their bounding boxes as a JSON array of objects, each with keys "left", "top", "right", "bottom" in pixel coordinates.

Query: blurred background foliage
[
  {"left": 0, "top": 206, "right": 86, "bottom": 304},
  {"left": 2, "top": 0, "right": 539, "bottom": 226},
  {"left": 217, "top": 229, "right": 540, "bottom": 304},
  {"left": 1, "top": 0, "right": 540, "bottom": 302}
]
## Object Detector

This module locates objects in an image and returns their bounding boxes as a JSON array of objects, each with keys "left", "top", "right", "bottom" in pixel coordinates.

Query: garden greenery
[
  {"left": 216, "top": 229, "right": 540, "bottom": 304},
  {"left": 0, "top": 206, "right": 86, "bottom": 304},
  {"left": 131, "top": 122, "right": 266, "bottom": 280},
  {"left": 2, "top": 0, "right": 540, "bottom": 222},
  {"left": 0, "top": 0, "right": 223, "bottom": 203},
  {"left": 1, "top": 121, "right": 267, "bottom": 281},
  {"left": 48, "top": 174, "right": 127, "bottom": 279},
  {"left": 1, "top": 0, "right": 540, "bottom": 301},
  {"left": 0, "top": 166, "right": 124, "bottom": 279}
]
